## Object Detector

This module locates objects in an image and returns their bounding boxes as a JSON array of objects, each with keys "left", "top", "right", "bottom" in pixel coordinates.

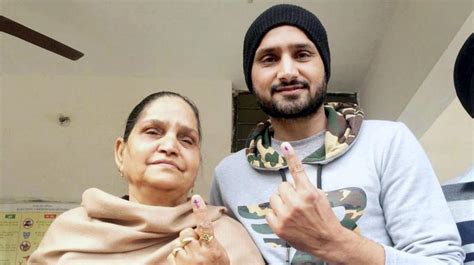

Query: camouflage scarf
[{"left": 245, "top": 102, "right": 364, "bottom": 170}]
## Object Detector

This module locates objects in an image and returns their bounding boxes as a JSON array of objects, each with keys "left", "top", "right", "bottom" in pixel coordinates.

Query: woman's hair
[{"left": 123, "top": 91, "right": 201, "bottom": 143}]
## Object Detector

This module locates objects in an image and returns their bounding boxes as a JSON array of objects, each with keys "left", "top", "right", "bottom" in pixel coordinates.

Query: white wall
[
  {"left": 420, "top": 99, "right": 473, "bottom": 183},
  {"left": 359, "top": 0, "right": 472, "bottom": 120},
  {"left": 0, "top": 76, "right": 232, "bottom": 201},
  {"left": 0, "top": 76, "right": 3, "bottom": 183},
  {"left": 398, "top": 12, "right": 473, "bottom": 183},
  {"left": 398, "top": 12, "right": 473, "bottom": 138}
]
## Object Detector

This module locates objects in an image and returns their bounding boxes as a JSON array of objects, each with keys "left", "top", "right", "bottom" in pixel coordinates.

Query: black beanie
[
  {"left": 453, "top": 33, "right": 473, "bottom": 118},
  {"left": 243, "top": 4, "right": 330, "bottom": 93}
]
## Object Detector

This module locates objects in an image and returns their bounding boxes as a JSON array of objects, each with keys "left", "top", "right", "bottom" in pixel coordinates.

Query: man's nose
[{"left": 277, "top": 54, "right": 298, "bottom": 83}]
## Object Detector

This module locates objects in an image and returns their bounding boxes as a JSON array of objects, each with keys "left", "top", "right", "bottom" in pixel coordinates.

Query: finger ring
[
  {"left": 171, "top": 247, "right": 184, "bottom": 257},
  {"left": 180, "top": 236, "right": 195, "bottom": 247},
  {"left": 199, "top": 233, "right": 214, "bottom": 243}
]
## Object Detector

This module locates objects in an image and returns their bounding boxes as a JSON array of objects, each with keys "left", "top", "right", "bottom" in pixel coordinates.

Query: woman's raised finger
[{"left": 191, "top": 195, "right": 216, "bottom": 247}]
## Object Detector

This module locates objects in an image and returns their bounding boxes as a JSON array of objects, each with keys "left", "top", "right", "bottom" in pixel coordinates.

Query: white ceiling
[{"left": 2, "top": 0, "right": 396, "bottom": 92}]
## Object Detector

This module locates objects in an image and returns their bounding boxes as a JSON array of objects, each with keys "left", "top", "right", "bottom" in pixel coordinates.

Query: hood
[{"left": 245, "top": 102, "right": 364, "bottom": 170}]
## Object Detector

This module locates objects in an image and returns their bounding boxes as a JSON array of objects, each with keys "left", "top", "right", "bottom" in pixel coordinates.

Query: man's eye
[
  {"left": 261, "top": 55, "right": 277, "bottom": 64},
  {"left": 296, "top": 51, "right": 312, "bottom": 59}
]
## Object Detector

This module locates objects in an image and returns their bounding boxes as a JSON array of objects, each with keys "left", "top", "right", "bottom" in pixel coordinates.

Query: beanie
[
  {"left": 453, "top": 33, "right": 473, "bottom": 118},
  {"left": 243, "top": 4, "right": 330, "bottom": 93}
]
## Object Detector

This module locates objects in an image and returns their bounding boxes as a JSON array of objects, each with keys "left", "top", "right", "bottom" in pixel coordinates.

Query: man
[
  {"left": 442, "top": 33, "right": 474, "bottom": 265},
  {"left": 210, "top": 4, "right": 465, "bottom": 264}
]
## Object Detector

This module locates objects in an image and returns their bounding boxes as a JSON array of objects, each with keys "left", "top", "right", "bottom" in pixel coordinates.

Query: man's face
[{"left": 251, "top": 25, "right": 327, "bottom": 119}]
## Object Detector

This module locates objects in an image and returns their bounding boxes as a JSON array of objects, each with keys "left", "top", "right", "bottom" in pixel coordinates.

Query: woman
[{"left": 28, "top": 91, "right": 264, "bottom": 265}]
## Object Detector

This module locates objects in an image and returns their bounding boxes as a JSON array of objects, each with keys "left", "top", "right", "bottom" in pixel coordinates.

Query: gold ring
[
  {"left": 171, "top": 247, "right": 184, "bottom": 257},
  {"left": 199, "top": 233, "right": 214, "bottom": 243},
  {"left": 180, "top": 237, "right": 195, "bottom": 247}
]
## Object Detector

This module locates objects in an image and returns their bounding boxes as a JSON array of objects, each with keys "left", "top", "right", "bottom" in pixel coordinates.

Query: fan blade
[{"left": 0, "top": 15, "right": 84, "bottom": 61}]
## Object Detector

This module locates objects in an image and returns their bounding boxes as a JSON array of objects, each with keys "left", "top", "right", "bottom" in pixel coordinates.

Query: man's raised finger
[{"left": 281, "top": 142, "right": 313, "bottom": 190}]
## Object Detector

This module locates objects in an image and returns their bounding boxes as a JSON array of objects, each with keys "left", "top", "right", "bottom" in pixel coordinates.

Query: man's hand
[{"left": 265, "top": 142, "right": 384, "bottom": 264}]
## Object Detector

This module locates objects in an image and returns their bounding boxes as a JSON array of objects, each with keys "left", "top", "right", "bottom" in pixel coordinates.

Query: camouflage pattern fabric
[
  {"left": 245, "top": 103, "right": 364, "bottom": 170},
  {"left": 238, "top": 187, "right": 367, "bottom": 264}
]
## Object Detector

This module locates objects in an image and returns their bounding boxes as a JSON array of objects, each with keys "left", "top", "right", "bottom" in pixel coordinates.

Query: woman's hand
[{"left": 167, "top": 195, "right": 230, "bottom": 265}]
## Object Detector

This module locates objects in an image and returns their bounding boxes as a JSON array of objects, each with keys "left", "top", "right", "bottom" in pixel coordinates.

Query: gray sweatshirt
[{"left": 210, "top": 120, "right": 464, "bottom": 264}]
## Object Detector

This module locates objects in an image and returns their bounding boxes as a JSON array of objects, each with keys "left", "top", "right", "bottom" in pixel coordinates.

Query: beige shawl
[{"left": 28, "top": 188, "right": 264, "bottom": 265}]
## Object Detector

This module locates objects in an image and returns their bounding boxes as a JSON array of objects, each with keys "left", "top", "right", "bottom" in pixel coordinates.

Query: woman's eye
[
  {"left": 145, "top": 128, "right": 160, "bottom": 135},
  {"left": 180, "top": 137, "right": 195, "bottom": 146}
]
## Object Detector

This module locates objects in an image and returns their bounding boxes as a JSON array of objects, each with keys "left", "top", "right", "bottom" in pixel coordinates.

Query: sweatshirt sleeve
[{"left": 379, "top": 122, "right": 465, "bottom": 264}]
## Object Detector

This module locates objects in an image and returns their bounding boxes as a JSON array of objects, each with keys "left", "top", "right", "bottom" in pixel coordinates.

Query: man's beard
[{"left": 254, "top": 79, "right": 327, "bottom": 119}]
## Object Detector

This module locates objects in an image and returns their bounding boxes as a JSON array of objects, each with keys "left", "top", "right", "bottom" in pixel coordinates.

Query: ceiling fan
[{"left": 0, "top": 15, "right": 84, "bottom": 61}]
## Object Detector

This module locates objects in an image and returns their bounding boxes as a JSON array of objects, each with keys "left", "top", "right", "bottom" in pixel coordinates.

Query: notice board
[{"left": 0, "top": 202, "right": 78, "bottom": 265}]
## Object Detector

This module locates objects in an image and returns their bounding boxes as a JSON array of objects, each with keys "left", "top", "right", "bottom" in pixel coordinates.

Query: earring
[{"left": 187, "top": 186, "right": 195, "bottom": 200}]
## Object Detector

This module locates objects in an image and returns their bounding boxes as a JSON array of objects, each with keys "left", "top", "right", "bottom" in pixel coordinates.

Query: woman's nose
[{"left": 157, "top": 134, "right": 179, "bottom": 155}]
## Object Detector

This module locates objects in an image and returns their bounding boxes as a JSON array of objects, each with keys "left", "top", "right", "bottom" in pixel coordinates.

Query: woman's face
[{"left": 115, "top": 96, "right": 201, "bottom": 204}]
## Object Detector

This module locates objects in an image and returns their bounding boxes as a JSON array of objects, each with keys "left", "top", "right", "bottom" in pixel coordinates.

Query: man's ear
[{"left": 114, "top": 137, "right": 126, "bottom": 173}]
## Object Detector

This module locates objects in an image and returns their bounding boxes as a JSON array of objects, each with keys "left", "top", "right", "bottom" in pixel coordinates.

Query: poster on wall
[{"left": 0, "top": 201, "right": 78, "bottom": 265}]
